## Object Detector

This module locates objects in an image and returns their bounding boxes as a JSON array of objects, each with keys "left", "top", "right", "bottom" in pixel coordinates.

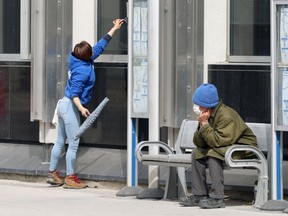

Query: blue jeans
[{"left": 49, "top": 96, "right": 80, "bottom": 175}]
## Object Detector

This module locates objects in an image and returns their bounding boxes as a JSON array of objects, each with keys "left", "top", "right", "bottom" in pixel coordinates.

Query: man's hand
[{"left": 197, "top": 110, "right": 210, "bottom": 127}]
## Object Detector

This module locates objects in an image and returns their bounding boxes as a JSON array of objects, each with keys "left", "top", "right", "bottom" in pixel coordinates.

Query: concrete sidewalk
[{"left": 0, "top": 179, "right": 283, "bottom": 216}]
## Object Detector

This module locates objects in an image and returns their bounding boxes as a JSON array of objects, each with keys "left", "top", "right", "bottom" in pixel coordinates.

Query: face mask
[{"left": 193, "top": 104, "right": 202, "bottom": 116}]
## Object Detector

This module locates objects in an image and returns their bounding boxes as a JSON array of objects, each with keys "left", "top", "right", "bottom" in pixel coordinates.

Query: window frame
[
  {"left": 227, "top": 0, "right": 271, "bottom": 63},
  {"left": 94, "top": 0, "right": 128, "bottom": 64},
  {"left": 0, "top": 0, "right": 30, "bottom": 61}
]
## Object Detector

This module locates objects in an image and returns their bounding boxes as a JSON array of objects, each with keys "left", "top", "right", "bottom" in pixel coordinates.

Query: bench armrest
[
  {"left": 225, "top": 144, "right": 268, "bottom": 208},
  {"left": 224, "top": 145, "right": 267, "bottom": 172},
  {"left": 135, "top": 141, "right": 174, "bottom": 162}
]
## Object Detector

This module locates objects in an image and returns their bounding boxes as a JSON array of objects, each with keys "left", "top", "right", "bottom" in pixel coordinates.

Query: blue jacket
[{"left": 65, "top": 34, "right": 111, "bottom": 105}]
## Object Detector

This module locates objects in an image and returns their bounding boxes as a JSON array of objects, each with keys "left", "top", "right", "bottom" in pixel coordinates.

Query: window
[
  {"left": 86, "top": 1, "right": 128, "bottom": 147},
  {"left": 81, "top": 63, "right": 127, "bottom": 147},
  {"left": 0, "top": 0, "right": 20, "bottom": 54},
  {"left": 208, "top": 64, "right": 271, "bottom": 124},
  {"left": 229, "top": 0, "right": 270, "bottom": 61},
  {"left": 97, "top": 0, "right": 128, "bottom": 55},
  {"left": 0, "top": 62, "right": 39, "bottom": 141},
  {"left": 0, "top": 0, "right": 30, "bottom": 61}
]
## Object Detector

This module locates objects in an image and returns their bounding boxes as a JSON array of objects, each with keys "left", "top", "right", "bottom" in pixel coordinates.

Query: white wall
[
  {"left": 73, "top": 0, "right": 95, "bottom": 47},
  {"left": 203, "top": 0, "right": 228, "bottom": 82}
]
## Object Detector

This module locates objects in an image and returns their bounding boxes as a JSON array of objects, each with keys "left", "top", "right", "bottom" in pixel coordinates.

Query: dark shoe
[
  {"left": 199, "top": 197, "right": 225, "bottom": 209},
  {"left": 179, "top": 195, "right": 207, "bottom": 207},
  {"left": 46, "top": 170, "right": 64, "bottom": 186}
]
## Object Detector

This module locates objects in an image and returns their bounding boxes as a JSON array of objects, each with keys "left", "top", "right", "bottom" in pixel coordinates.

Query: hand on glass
[{"left": 112, "top": 18, "right": 125, "bottom": 30}]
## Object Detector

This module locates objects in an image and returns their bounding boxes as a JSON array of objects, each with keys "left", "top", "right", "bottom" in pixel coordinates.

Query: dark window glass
[
  {"left": 208, "top": 64, "right": 271, "bottom": 123},
  {"left": 97, "top": 0, "right": 128, "bottom": 54},
  {"left": 80, "top": 63, "right": 127, "bottom": 147},
  {"left": 0, "top": 0, "right": 20, "bottom": 53},
  {"left": 230, "top": 0, "right": 270, "bottom": 56},
  {"left": 0, "top": 62, "right": 39, "bottom": 141},
  {"left": 283, "top": 132, "right": 288, "bottom": 159}
]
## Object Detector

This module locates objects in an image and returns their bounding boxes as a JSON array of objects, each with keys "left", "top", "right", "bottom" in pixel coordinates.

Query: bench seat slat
[{"left": 141, "top": 154, "right": 191, "bottom": 163}]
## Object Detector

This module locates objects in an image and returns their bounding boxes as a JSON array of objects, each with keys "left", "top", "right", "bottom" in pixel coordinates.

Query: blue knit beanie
[{"left": 192, "top": 83, "right": 219, "bottom": 108}]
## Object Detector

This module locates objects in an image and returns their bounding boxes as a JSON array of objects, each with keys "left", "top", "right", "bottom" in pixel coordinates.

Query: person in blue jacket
[{"left": 47, "top": 18, "right": 125, "bottom": 189}]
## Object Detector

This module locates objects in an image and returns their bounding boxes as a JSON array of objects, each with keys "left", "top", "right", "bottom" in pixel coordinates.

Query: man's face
[{"left": 199, "top": 106, "right": 209, "bottom": 113}]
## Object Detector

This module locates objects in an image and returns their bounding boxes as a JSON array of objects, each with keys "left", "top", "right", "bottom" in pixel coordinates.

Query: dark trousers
[{"left": 191, "top": 152, "right": 225, "bottom": 199}]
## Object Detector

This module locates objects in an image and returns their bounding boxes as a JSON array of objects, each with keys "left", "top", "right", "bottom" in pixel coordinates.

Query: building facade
[{"left": 0, "top": 0, "right": 287, "bottom": 197}]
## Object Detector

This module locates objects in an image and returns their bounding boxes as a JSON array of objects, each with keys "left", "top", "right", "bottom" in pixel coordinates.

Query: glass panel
[
  {"left": 97, "top": 0, "right": 128, "bottom": 54},
  {"left": 0, "top": 62, "right": 39, "bottom": 141},
  {"left": 80, "top": 63, "right": 127, "bottom": 147},
  {"left": 275, "top": 5, "right": 288, "bottom": 130},
  {"left": 208, "top": 64, "right": 271, "bottom": 123},
  {"left": 0, "top": 0, "right": 20, "bottom": 53},
  {"left": 131, "top": 0, "right": 148, "bottom": 118},
  {"left": 0, "top": 68, "right": 9, "bottom": 137},
  {"left": 230, "top": 0, "right": 270, "bottom": 56}
]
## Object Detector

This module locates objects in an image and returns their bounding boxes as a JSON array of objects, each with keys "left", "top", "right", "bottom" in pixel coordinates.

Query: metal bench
[{"left": 135, "top": 119, "right": 269, "bottom": 208}]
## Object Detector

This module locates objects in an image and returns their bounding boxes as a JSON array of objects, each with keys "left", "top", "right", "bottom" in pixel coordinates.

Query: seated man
[{"left": 179, "top": 83, "right": 258, "bottom": 209}]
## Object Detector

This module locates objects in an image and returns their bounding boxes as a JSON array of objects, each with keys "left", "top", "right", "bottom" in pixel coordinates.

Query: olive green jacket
[{"left": 193, "top": 99, "right": 258, "bottom": 161}]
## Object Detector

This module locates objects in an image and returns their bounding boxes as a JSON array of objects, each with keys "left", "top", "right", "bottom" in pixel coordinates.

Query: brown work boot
[
  {"left": 63, "top": 175, "right": 88, "bottom": 189},
  {"left": 46, "top": 170, "right": 64, "bottom": 186}
]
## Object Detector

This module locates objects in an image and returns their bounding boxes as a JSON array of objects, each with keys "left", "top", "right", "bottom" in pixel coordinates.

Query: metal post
[
  {"left": 116, "top": 0, "right": 144, "bottom": 197},
  {"left": 147, "top": 0, "right": 160, "bottom": 188},
  {"left": 127, "top": 0, "right": 137, "bottom": 187},
  {"left": 270, "top": 0, "right": 284, "bottom": 200},
  {"left": 31, "top": 0, "right": 45, "bottom": 121}
]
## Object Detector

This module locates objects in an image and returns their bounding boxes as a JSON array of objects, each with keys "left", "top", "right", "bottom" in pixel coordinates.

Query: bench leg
[
  {"left": 163, "top": 167, "right": 177, "bottom": 199},
  {"left": 255, "top": 176, "right": 269, "bottom": 208},
  {"left": 177, "top": 167, "right": 188, "bottom": 198}
]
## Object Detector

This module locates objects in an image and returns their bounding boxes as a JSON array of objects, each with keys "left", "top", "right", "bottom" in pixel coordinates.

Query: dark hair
[{"left": 72, "top": 41, "right": 92, "bottom": 62}]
